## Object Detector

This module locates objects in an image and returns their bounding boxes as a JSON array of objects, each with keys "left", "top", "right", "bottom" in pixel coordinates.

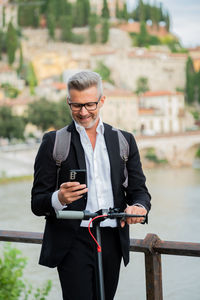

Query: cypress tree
[
  {"left": 185, "top": 57, "right": 195, "bottom": 104},
  {"left": 89, "top": 13, "right": 97, "bottom": 44},
  {"left": 17, "top": 43, "right": 24, "bottom": 76},
  {"left": 101, "top": 18, "right": 109, "bottom": 44},
  {"left": 6, "top": 22, "right": 18, "bottom": 65},
  {"left": 3, "top": 5, "right": 6, "bottom": 27},
  {"left": 60, "top": 15, "right": 73, "bottom": 42},
  {"left": 74, "top": 0, "right": 85, "bottom": 27},
  {"left": 122, "top": 3, "right": 128, "bottom": 21},
  {"left": 115, "top": 0, "right": 120, "bottom": 19},
  {"left": 47, "top": 13, "right": 56, "bottom": 39},
  {"left": 102, "top": 0, "right": 110, "bottom": 19}
]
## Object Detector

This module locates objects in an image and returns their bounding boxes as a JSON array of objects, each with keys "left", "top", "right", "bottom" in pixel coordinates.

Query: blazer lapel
[
  {"left": 68, "top": 122, "right": 86, "bottom": 170},
  {"left": 104, "top": 124, "right": 121, "bottom": 207}
]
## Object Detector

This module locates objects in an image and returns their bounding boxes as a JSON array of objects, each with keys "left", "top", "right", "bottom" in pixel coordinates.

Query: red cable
[{"left": 88, "top": 215, "right": 108, "bottom": 252}]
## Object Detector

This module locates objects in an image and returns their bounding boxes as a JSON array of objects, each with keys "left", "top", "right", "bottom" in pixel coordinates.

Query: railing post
[{"left": 143, "top": 234, "right": 163, "bottom": 300}]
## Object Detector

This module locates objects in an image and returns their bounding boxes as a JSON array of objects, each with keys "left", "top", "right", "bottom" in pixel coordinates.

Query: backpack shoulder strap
[
  {"left": 53, "top": 125, "right": 71, "bottom": 190},
  {"left": 112, "top": 127, "right": 130, "bottom": 188},
  {"left": 53, "top": 125, "right": 71, "bottom": 167}
]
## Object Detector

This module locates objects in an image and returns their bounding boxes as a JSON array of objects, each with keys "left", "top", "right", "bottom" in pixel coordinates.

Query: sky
[{"left": 127, "top": 0, "right": 200, "bottom": 48}]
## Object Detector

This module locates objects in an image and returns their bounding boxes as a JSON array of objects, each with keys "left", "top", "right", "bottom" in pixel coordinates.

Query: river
[{"left": 0, "top": 167, "right": 200, "bottom": 300}]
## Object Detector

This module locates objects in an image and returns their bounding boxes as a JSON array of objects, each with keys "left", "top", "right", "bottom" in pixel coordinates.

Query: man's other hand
[{"left": 121, "top": 205, "right": 147, "bottom": 228}]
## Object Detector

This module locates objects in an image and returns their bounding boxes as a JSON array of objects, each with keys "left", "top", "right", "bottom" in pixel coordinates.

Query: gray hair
[{"left": 67, "top": 70, "right": 103, "bottom": 97}]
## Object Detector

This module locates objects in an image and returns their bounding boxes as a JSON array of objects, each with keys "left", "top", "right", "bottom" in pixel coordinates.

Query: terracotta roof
[
  {"left": 142, "top": 91, "right": 183, "bottom": 97},
  {"left": 118, "top": 22, "right": 168, "bottom": 38},
  {"left": 104, "top": 88, "right": 136, "bottom": 97},
  {"left": 139, "top": 108, "right": 155, "bottom": 115},
  {"left": 91, "top": 50, "right": 116, "bottom": 56},
  {"left": 52, "top": 82, "right": 67, "bottom": 90}
]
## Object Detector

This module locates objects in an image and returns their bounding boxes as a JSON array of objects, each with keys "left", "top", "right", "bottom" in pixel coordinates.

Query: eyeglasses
[{"left": 68, "top": 95, "right": 101, "bottom": 112}]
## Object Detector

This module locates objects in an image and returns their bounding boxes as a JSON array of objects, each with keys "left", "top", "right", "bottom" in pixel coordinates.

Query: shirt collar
[{"left": 74, "top": 117, "right": 104, "bottom": 135}]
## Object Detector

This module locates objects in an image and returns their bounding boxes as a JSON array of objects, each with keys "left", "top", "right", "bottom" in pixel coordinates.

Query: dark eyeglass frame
[{"left": 68, "top": 95, "right": 102, "bottom": 112}]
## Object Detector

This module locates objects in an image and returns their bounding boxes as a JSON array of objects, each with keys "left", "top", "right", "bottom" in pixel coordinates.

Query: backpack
[{"left": 53, "top": 125, "right": 129, "bottom": 190}]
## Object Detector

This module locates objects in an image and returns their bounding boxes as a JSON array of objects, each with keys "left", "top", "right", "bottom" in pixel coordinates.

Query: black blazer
[{"left": 31, "top": 122, "right": 151, "bottom": 267}]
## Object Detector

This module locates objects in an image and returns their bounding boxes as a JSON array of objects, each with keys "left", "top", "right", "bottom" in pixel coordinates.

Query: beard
[{"left": 72, "top": 111, "right": 100, "bottom": 129}]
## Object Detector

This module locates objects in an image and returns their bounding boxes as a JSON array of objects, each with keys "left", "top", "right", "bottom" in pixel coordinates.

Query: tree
[
  {"left": 6, "top": 21, "right": 18, "bottom": 65},
  {"left": 60, "top": 15, "right": 73, "bottom": 42},
  {"left": 135, "top": 77, "right": 149, "bottom": 95},
  {"left": 94, "top": 61, "right": 114, "bottom": 84},
  {"left": 185, "top": 57, "right": 195, "bottom": 104},
  {"left": 47, "top": 13, "right": 56, "bottom": 39},
  {"left": 89, "top": 13, "right": 98, "bottom": 44},
  {"left": 101, "top": 18, "right": 109, "bottom": 44},
  {"left": 74, "top": 0, "right": 85, "bottom": 27},
  {"left": 25, "top": 62, "right": 38, "bottom": 95},
  {"left": 135, "top": 21, "right": 149, "bottom": 47},
  {"left": 102, "top": 0, "right": 110, "bottom": 19},
  {"left": 17, "top": 43, "right": 24, "bottom": 76},
  {"left": 0, "top": 106, "right": 26, "bottom": 140},
  {"left": 27, "top": 98, "right": 72, "bottom": 131},
  {"left": 115, "top": 0, "right": 120, "bottom": 18}
]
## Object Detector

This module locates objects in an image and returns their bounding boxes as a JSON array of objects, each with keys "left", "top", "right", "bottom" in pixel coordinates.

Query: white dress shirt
[{"left": 52, "top": 118, "right": 117, "bottom": 227}]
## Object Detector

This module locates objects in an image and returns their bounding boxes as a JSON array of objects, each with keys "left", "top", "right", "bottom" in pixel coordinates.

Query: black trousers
[{"left": 57, "top": 227, "right": 122, "bottom": 300}]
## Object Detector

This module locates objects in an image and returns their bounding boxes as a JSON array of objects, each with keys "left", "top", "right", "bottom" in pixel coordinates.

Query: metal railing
[{"left": 0, "top": 230, "right": 200, "bottom": 300}]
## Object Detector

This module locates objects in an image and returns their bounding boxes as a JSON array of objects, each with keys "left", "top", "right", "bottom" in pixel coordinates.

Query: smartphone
[{"left": 69, "top": 169, "right": 86, "bottom": 185}]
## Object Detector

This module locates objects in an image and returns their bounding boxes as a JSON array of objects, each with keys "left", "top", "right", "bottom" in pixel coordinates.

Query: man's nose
[{"left": 79, "top": 106, "right": 88, "bottom": 114}]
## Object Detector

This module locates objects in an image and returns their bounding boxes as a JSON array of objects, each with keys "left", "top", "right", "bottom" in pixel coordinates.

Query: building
[
  {"left": 139, "top": 91, "right": 194, "bottom": 134},
  {"left": 101, "top": 88, "right": 139, "bottom": 132}
]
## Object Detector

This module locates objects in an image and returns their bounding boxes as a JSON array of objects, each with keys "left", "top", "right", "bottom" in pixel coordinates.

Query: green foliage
[
  {"left": 17, "top": 43, "right": 24, "bottom": 76},
  {"left": 101, "top": 18, "right": 109, "bottom": 44},
  {"left": 0, "top": 243, "right": 52, "bottom": 300},
  {"left": 60, "top": 15, "right": 73, "bottom": 42},
  {"left": 131, "top": 21, "right": 160, "bottom": 47},
  {"left": 94, "top": 61, "right": 113, "bottom": 84},
  {"left": 1, "top": 83, "right": 20, "bottom": 98},
  {"left": 27, "top": 98, "right": 72, "bottom": 131},
  {"left": 18, "top": 1, "right": 40, "bottom": 28},
  {"left": 185, "top": 57, "right": 196, "bottom": 104},
  {"left": 0, "top": 106, "right": 26, "bottom": 140},
  {"left": 0, "top": 244, "right": 26, "bottom": 299},
  {"left": 195, "top": 148, "right": 200, "bottom": 159},
  {"left": 6, "top": 21, "right": 18, "bottom": 65},
  {"left": 74, "top": 0, "right": 90, "bottom": 27},
  {"left": 102, "top": 0, "right": 110, "bottom": 19},
  {"left": 47, "top": 13, "right": 56, "bottom": 39},
  {"left": 131, "top": 0, "right": 170, "bottom": 30},
  {"left": 89, "top": 13, "right": 98, "bottom": 44},
  {"left": 25, "top": 62, "right": 38, "bottom": 95},
  {"left": 0, "top": 30, "right": 6, "bottom": 59},
  {"left": 135, "top": 77, "right": 149, "bottom": 95},
  {"left": 145, "top": 148, "right": 167, "bottom": 164}
]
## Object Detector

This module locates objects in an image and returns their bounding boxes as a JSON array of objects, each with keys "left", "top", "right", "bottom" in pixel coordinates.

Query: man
[{"left": 31, "top": 71, "right": 151, "bottom": 300}]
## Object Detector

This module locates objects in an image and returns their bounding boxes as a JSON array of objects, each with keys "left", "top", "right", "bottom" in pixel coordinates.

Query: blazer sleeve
[
  {"left": 31, "top": 131, "right": 57, "bottom": 217},
  {"left": 125, "top": 133, "right": 151, "bottom": 212}
]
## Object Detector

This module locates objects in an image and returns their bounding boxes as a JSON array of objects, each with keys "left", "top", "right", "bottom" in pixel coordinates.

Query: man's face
[{"left": 68, "top": 86, "right": 105, "bottom": 129}]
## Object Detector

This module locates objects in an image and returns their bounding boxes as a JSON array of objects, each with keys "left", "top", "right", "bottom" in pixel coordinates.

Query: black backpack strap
[{"left": 53, "top": 126, "right": 71, "bottom": 190}]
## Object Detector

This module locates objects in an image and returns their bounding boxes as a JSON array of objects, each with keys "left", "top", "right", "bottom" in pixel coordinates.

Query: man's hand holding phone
[{"left": 58, "top": 170, "right": 87, "bottom": 206}]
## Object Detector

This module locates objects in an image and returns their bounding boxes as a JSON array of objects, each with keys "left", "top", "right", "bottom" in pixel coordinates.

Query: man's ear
[
  {"left": 67, "top": 97, "right": 70, "bottom": 104},
  {"left": 99, "top": 95, "right": 106, "bottom": 108}
]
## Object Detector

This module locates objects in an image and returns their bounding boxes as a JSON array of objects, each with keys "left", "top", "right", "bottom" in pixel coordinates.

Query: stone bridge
[{"left": 135, "top": 131, "right": 200, "bottom": 167}]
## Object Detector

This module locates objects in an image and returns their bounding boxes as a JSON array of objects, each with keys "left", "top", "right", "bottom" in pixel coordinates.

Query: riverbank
[{"left": 0, "top": 174, "right": 33, "bottom": 185}]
